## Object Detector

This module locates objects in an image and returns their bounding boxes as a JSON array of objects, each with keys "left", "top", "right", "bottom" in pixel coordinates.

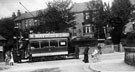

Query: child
[
  {"left": 91, "top": 47, "right": 100, "bottom": 62},
  {"left": 9, "top": 51, "right": 14, "bottom": 66},
  {"left": 5, "top": 51, "right": 11, "bottom": 65},
  {"left": 97, "top": 45, "right": 102, "bottom": 54}
]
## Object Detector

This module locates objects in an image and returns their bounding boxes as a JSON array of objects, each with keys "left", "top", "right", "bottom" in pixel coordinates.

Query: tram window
[
  {"left": 41, "top": 41, "right": 49, "bottom": 48},
  {"left": 30, "top": 41, "right": 40, "bottom": 49},
  {"left": 50, "top": 40, "right": 58, "bottom": 47},
  {"left": 59, "top": 41, "right": 67, "bottom": 46}
]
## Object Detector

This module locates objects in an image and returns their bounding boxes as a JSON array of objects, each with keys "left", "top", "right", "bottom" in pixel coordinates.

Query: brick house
[{"left": 14, "top": 0, "right": 102, "bottom": 38}]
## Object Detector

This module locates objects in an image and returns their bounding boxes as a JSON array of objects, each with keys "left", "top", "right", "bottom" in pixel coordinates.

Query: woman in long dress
[
  {"left": 5, "top": 51, "right": 11, "bottom": 65},
  {"left": 9, "top": 52, "right": 14, "bottom": 66}
]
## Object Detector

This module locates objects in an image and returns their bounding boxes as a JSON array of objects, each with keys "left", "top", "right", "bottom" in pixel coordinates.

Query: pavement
[
  {"left": 0, "top": 62, "right": 11, "bottom": 71},
  {"left": 89, "top": 52, "right": 135, "bottom": 72}
]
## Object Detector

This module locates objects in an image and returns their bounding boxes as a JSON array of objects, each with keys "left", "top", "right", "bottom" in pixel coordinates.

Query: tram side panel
[
  {"left": 28, "top": 38, "right": 69, "bottom": 58},
  {"left": 29, "top": 47, "right": 68, "bottom": 57}
]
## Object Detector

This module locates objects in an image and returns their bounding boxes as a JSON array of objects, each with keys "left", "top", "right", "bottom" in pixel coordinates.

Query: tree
[
  {"left": 36, "top": 0, "right": 76, "bottom": 33},
  {"left": 0, "top": 18, "right": 15, "bottom": 50},
  {"left": 126, "top": 32, "right": 135, "bottom": 47},
  {"left": 86, "top": 0, "right": 111, "bottom": 39},
  {"left": 110, "top": 0, "right": 135, "bottom": 44},
  {"left": 0, "top": 18, "right": 15, "bottom": 40}
]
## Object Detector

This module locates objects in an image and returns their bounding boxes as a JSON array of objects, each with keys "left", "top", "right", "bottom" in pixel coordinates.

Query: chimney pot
[{"left": 17, "top": 10, "right": 21, "bottom": 16}]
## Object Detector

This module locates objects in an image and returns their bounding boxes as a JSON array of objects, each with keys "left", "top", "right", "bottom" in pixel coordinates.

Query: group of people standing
[
  {"left": 5, "top": 50, "right": 14, "bottom": 66},
  {"left": 4, "top": 44, "right": 101, "bottom": 65},
  {"left": 82, "top": 45, "right": 102, "bottom": 63}
]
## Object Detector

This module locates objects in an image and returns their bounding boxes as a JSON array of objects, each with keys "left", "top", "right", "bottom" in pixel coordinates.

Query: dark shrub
[
  {"left": 121, "top": 39, "right": 126, "bottom": 46},
  {"left": 71, "top": 37, "right": 98, "bottom": 47},
  {"left": 126, "top": 32, "right": 135, "bottom": 47},
  {"left": 104, "top": 39, "right": 112, "bottom": 45}
]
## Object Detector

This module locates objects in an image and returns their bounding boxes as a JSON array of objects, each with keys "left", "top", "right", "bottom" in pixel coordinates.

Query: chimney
[
  {"left": 12, "top": 12, "right": 16, "bottom": 19},
  {"left": 17, "top": 10, "right": 21, "bottom": 16},
  {"left": 25, "top": 11, "right": 27, "bottom": 13}
]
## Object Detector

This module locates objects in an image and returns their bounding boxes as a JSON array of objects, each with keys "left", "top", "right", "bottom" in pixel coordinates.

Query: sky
[{"left": 0, "top": 0, "right": 113, "bottom": 19}]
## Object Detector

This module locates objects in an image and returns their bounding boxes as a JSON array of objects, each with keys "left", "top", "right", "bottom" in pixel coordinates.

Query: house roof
[
  {"left": 0, "top": 35, "right": 6, "bottom": 40},
  {"left": 14, "top": 10, "right": 38, "bottom": 21},
  {"left": 12, "top": 0, "right": 135, "bottom": 21},
  {"left": 14, "top": 9, "right": 48, "bottom": 21},
  {"left": 71, "top": 2, "right": 88, "bottom": 13},
  {"left": 14, "top": 2, "right": 89, "bottom": 21}
]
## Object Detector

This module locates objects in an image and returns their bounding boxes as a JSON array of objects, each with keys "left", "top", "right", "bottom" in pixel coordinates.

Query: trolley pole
[{"left": 19, "top": 2, "right": 35, "bottom": 17}]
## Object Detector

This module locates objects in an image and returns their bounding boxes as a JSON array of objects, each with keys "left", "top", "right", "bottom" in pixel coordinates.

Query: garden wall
[{"left": 124, "top": 47, "right": 135, "bottom": 66}]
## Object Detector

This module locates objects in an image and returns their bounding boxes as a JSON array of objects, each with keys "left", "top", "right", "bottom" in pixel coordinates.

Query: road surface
[{"left": 1, "top": 56, "right": 95, "bottom": 72}]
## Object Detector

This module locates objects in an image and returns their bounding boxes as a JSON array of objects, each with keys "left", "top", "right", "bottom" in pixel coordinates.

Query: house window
[
  {"left": 83, "top": 25, "right": 94, "bottom": 34},
  {"left": 16, "top": 23, "right": 21, "bottom": 29},
  {"left": 84, "top": 26, "right": 91, "bottom": 33},
  {"left": 34, "top": 20, "right": 38, "bottom": 26},
  {"left": 85, "top": 13, "right": 89, "bottom": 20},
  {"left": 72, "top": 27, "right": 77, "bottom": 36},
  {"left": 29, "top": 20, "right": 32, "bottom": 26},
  {"left": 86, "top": 26, "right": 91, "bottom": 33},
  {"left": 25, "top": 20, "right": 28, "bottom": 28},
  {"left": 34, "top": 20, "right": 37, "bottom": 23}
]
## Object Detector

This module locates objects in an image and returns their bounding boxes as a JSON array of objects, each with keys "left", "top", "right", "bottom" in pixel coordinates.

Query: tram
[{"left": 14, "top": 33, "right": 78, "bottom": 62}]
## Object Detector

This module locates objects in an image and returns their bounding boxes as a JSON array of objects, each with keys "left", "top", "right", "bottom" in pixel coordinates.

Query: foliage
[
  {"left": 104, "top": 39, "right": 112, "bottom": 45},
  {"left": 36, "top": 0, "right": 76, "bottom": 33},
  {"left": 121, "top": 38, "right": 127, "bottom": 46},
  {"left": 71, "top": 37, "right": 98, "bottom": 47},
  {"left": 111, "top": 0, "right": 134, "bottom": 25},
  {"left": 0, "top": 18, "right": 15, "bottom": 49},
  {"left": 126, "top": 32, "right": 135, "bottom": 47},
  {"left": 86, "top": 0, "right": 135, "bottom": 44},
  {"left": 110, "top": 0, "right": 134, "bottom": 44},
  {"left": 0, "top": 18, "right": 15, "bottom": 40},
  {"left": 86, "top": 0, "right": 111, "bottom": 39}
]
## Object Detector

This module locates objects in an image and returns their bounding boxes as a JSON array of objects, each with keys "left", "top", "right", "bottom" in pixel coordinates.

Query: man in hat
[
  {"left": 83, "top": 45, "right": 89, "bottom": 63},
  {"left": 75, "top": 45, "right": 80, "bottom": 59}
]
